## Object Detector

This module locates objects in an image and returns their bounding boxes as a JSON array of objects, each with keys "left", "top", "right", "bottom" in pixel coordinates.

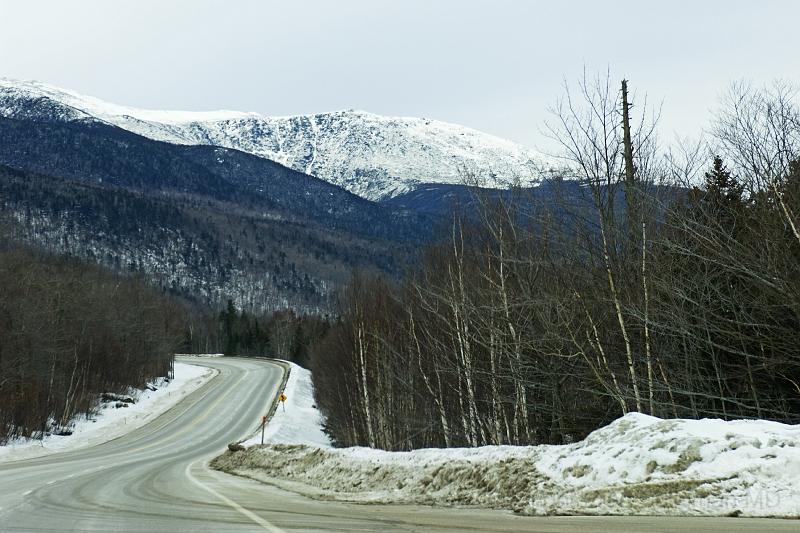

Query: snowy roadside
[
  {"left": 0, "top": 360, "right": 216, "bottom": 463},
  {"left": 213, "top": 366, "right": 800, "bottom": 517},
  {"left": 241, "top": 361, "right": 330, "bottom": 448}
]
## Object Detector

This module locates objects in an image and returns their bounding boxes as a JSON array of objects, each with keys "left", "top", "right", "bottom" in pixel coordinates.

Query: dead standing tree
[{"left": 543, "top": 71, "right": 660, "bottom": 414}]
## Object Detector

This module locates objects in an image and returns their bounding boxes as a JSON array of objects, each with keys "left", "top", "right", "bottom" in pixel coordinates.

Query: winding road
[{"left": 0, "top": 357, "right": 796, "bottom": 532}]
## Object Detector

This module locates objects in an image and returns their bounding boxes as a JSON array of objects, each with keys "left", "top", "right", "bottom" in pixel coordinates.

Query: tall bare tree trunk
[
  {"left": 355, "top": 315, "right": 376, "bottom": 447},
  {"left": 642, "top": 222, "right": 654, "bottom": 415},
  {"left": 600, "top": 219, "right": 642, "bottom": 412},
  {"left": 409, "top": 308, "right": 451, "bottom": 446}
]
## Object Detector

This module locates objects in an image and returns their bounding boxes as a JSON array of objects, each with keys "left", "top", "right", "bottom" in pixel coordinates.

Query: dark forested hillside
[
  {"left": 0, "top": 239, "right": 182, "bottom": 443},
  {"left": 0, "top": 165, "right": 412, "bottom": 312},
  {"left": 0, "top": 116, "right": 435, "bottom": 312},
  {"left": 0, "top": 117, "right": 432, "bottom": 243},
  {"left": 179, "top": 145, "right": 431, "bottom": 242}
]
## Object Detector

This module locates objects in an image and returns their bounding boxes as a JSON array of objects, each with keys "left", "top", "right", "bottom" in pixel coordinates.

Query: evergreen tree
[
  {"left": 702, "top": 156, "right": 746, "bottom": 223},
  {"left": 221, "top": 299, "right": 238, "bottom": 355}
]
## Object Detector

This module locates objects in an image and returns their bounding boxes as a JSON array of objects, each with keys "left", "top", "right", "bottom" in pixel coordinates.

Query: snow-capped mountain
[{"left": 0, "top": 78, "right": 542, "bottom": 201}]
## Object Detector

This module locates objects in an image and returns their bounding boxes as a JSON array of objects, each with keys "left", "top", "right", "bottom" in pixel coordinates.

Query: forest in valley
[
  {"left": 0, "top": 235, "right": 183, "bottom": 443},
  {"left": 0, "top": 234, "right": 326, "bottom": 443},
  {"left": 181, "top": 299, "right": 330, "bottom": 369},
  {"left": 309, "top": 78, "right": 800, "bottom": 450}
]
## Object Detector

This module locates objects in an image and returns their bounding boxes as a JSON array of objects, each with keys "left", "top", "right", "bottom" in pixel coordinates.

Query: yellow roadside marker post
[{"left": 279, "top": 392, "right": 287, "bottom": 412}]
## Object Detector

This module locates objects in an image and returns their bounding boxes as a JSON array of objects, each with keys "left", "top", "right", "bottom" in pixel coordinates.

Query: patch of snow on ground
[
  {"left": 215, "top": 411, "right": 800, "bottom": 517},
  {"left": 242, "top": 362, "right": 330, "bottom": 448},
  {"left": 0, "top": 361, "right": 215, "bottom": 463}
]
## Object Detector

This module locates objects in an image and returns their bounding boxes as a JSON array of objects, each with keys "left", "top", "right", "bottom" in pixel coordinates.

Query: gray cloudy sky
[{"left": 1, "top": 1, "right": 797, "bottom": 149}]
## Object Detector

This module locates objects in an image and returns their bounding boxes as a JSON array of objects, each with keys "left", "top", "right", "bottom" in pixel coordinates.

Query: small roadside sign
[{"left": 279, "top": 392, "right": 287, "bottom": 411}]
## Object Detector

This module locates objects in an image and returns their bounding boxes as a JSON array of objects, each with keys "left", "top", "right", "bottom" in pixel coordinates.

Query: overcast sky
[{"left": 1, "top": 1, "right": 797, "bottom": 150}]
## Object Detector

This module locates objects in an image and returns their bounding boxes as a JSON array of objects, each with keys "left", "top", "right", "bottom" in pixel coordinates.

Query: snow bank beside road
[
  {"left": 242, "top": 362, "right": 330, "bottom": 448},
  {"left": 0, "top": 361, "right": 215, "bottom": 463},
  {"left": 216, "top": 410, "right": 800, "bottom": 517},
  {"left": 530, "top": 413, "right": 800, "bottom": 516}
]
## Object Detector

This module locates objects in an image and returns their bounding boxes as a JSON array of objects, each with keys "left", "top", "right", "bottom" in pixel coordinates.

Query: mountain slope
[
  {"left": 0, "top": 163, "right": 410, "bottom": 313},
  {"left": 0, "top": 116, "right": 432, "bottom": 243},
  {"left": 0, "top": 78, "right": 542, "bottom": 201},
  {"left": 0, "top": 115, "right": 430, "bottom": 312}
]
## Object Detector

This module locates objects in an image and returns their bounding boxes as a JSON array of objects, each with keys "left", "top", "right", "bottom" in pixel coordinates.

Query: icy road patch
[
  {"left": 214, "top": 365, "right": 800, "bottom": 518},
  {"left": 0, "top": 360, "right": 215, "bottom": 463}
]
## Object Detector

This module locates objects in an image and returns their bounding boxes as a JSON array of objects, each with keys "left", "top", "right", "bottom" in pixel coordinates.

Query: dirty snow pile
[
  {"left": 0, "top": 361, "right": 215, "bottom": 463},
  {"left": 242, "top": 362, "right": 330, "bottom": 448},
  {"left": 215, "top": 407, "right": 800, "bottom": 517}
]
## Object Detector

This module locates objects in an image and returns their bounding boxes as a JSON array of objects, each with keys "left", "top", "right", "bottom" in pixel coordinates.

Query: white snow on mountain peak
[
  {"left": 0, "top": 78, "right": 545, "bottom": 200},
  {"left": 0, "top": 78, "right": 256, "bottom": 124}
]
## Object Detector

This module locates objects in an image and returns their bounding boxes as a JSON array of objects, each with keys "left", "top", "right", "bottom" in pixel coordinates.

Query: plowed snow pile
[{"left": 214, "top": 412, "right": 800, "bottom": 517}]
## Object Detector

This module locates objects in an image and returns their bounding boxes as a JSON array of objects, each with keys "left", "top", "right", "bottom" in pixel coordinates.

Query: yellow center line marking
[{"left": 125, "top": 363, "right": 254, "bottom": 455}]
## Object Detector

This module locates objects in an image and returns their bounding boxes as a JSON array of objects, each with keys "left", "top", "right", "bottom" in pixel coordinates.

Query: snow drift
[{"left": 215, "top": 409, "right": 800, "bottom": 517}]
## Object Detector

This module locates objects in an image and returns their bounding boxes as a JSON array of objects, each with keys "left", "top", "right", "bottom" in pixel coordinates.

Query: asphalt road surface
[{"left": 0, "top": 356, "right": 796, "bottom": 532}]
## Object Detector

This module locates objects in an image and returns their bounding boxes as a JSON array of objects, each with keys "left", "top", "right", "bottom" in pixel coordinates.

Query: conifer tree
[{"left": 703, "top": 156, "right": 746, "bottom": 221}]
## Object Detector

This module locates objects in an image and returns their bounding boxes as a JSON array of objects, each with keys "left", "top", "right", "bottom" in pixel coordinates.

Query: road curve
[{"left": 0, "top": 356, "right": 797, "bottom": 532}]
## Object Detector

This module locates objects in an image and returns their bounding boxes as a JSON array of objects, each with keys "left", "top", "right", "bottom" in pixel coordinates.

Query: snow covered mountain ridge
[{"left": 0, "top": 78, "right": 543, "bottom": 200}]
